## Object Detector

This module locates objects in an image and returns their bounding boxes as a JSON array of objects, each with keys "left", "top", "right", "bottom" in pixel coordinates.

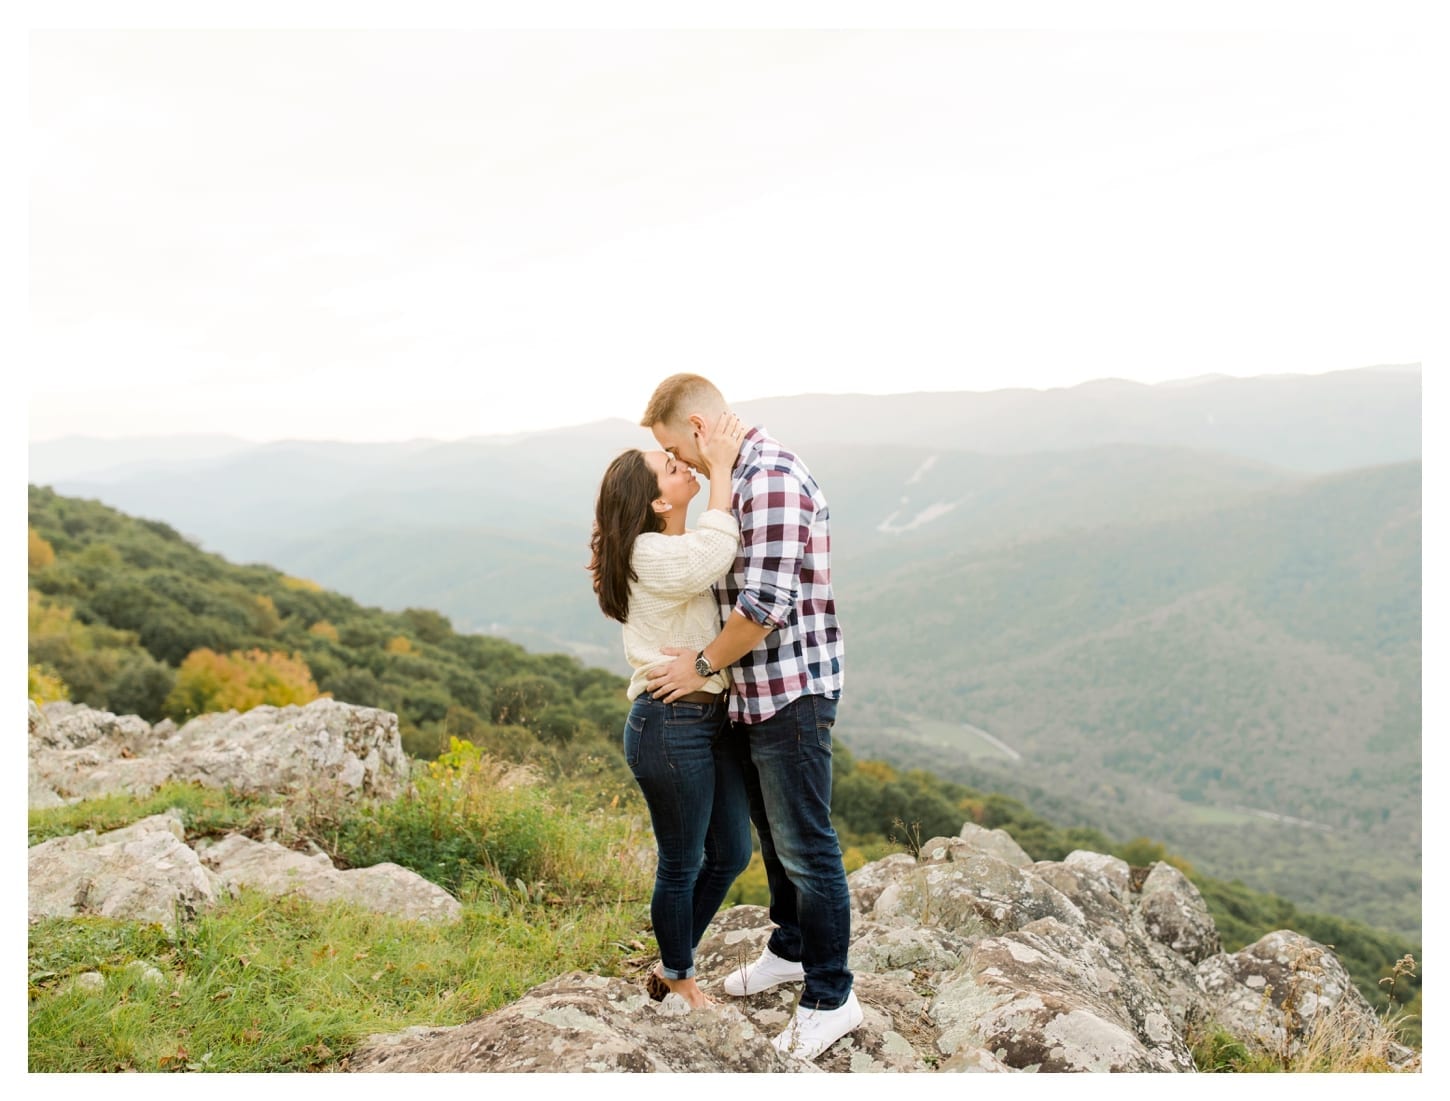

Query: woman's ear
[{"left": 653, "top": 499, "right": 673, "bottom": 514}]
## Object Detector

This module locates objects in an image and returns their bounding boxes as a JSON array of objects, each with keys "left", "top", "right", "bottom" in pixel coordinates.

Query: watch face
[{"left": 695, "top": 657, "right": 711, "bottom": 676}]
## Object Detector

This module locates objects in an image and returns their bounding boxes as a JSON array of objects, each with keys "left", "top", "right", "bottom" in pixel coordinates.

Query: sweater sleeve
[{"left": 631, "top": 510, "right": 741, "bottom": 601}]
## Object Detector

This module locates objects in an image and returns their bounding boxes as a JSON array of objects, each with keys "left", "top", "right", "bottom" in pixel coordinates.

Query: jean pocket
[
  {"left": 624, "top": 710, "right": 647, "bottom": 768},
  {"left": 809, "top": 696, "right": 837, "bottom": 749},
  {"left": 666, "top": 702, "right": 710, "bottom": 725}
]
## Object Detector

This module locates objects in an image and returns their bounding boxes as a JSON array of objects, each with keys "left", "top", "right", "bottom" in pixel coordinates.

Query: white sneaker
[
  {"left": 721, "top": 946, "right": 806, "bottom": 996},
  {"left": 772, "top": 991, "right": 864, "bottom": 1062}
]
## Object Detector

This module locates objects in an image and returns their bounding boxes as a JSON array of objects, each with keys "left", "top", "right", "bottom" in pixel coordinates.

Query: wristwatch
[{"left": 694, "top": 650, "right": 718, "bottom": 678}]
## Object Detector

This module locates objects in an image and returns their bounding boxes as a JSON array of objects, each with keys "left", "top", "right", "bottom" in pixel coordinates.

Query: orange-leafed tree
[{"left": 163, "top": 647, "right": 326, "bottom": 721}]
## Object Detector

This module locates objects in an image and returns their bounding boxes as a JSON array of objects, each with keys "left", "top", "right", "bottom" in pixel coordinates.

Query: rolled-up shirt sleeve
[
  {"left": 632, "top": 509, "right": 741, "bottom": 600},
  {"left": 734, "top": 468, "right": 813, "bottom": 629}
]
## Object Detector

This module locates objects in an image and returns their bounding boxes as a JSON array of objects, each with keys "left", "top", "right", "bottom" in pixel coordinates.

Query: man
[{"left": 641, "top": 373, "right": 861, "bottom": 1062}]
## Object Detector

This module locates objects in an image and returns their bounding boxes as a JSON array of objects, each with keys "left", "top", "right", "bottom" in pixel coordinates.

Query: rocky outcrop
[
  {"left": 348, "top": 822, "right": 1415, "bottom": 1073},
  {"left": 27, "top": 812, "right": 221, "bottom": 929},
  {"left": 348, "top": 970, "right": 805, "bottom": 1073},
  {"left": 29, "top": 699, "right": 410, "bottom": 806},
  {"left": 1195, "top": 930, "right": 1386, "bottom": 1060},
  {"left": 28, "top": 701, "right": 449, "bottom": 927},
  {"left": 198, "top": 834, "right": 462, "bottom": 922},
  {"left": 26, "top": 807, "right": 460, "bottom": 928},
  {"left": 1139, "top": 861, "right": 1221, "bottom": 964},
  {"left": 29, "top": 701, "right": 1414, "bottom": 1072}
]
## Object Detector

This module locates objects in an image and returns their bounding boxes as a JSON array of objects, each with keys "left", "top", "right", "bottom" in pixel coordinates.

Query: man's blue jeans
[
  {"left": 625, "top": 694, "right": 752, "bottom": 979},
  {"left": 730, "top": 693, "right": 854, "bottom": 1010}
]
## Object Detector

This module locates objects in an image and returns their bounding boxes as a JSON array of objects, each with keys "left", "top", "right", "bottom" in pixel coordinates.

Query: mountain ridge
[{"left": 30, "top": 364, "right": 1422, "bottom": 483}]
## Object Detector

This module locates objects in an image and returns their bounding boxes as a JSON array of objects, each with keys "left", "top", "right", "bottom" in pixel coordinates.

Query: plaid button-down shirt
[{"left": 716, "top": 427, "right": 844, "bottom": 724}]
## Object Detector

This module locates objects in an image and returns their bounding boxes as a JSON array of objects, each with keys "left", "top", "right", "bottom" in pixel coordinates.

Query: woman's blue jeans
[{"left": 624, "top": 694, "right": 752, "bottom": 979}]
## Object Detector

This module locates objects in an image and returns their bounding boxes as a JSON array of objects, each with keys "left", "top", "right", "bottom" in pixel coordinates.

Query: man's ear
[{"left": 687, "top": 413, "right": 708, "bottom": 439}]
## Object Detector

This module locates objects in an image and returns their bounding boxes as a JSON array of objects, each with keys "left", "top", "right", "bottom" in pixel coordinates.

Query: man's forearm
[
  {"left": 644, "top": 609, "right": 774, "bottom": 703},
  {"left": 701, "top": 610, "right": 773, "bottom": 671}
]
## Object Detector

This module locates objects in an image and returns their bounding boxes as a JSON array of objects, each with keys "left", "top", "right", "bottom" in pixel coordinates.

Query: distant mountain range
[
  {"left": 836, "top": 459, "right": 1421, "bottom": 937},
  {"left": 27, "top": 365, "right": 1421, "bottom": 649},
  {"left": 729, "top": 364, "right": 1421, "bottom": 473},
  {"left": 31, "top": 364, "right": 1420, "bottom": 482},
  {"left": 28, "top": 366, "right": 1422, "bottom": 935}
]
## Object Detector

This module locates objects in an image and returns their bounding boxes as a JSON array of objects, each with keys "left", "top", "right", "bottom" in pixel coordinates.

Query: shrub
[
  {"left": 328, "top": 739, "right": 636, "bottom": 904},
  {"left": 28, "top": 664, "right": 69, "bottom": 706}
]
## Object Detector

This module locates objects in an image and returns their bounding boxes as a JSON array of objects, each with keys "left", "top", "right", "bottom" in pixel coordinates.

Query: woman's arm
[
  {"left": 632, "top": 512, "right": 739, "bottom": 599},
  {"left": 632, "top": 410, "right": 745, "bottom": 600}
]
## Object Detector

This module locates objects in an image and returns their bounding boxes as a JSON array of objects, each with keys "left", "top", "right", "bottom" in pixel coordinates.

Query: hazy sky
[{"left": 26, "top": 17, "right": 1433, "bottom": 443}]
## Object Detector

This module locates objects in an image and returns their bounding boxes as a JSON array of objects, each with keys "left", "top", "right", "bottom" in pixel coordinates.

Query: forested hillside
[
  {"left": 839, "top": 460, "right": 1422, "bottom": 938},
  {"left": 27, "top": 486, "right": 627, "bottom": 765},
  {"left": 25, "top": 485, "right": 1420, "bottom": 1037}
]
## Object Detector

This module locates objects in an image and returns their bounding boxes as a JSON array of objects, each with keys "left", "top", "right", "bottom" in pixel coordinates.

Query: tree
[
  {"left": 323, "top": 666, "right": 383, "bottom": 709},
  {"left": 28, "top": 664, "right": 68, "bottom": 706},
  {"left": 163, "top": 648, "right": 325, "bottom": 720},
  {"left": 251, "top": 594, "right": 282, "bottom": 636},
  {"left": 493, "top": 674, "right": 561, "bottom": 727},
  {"left": 70, "top": 542, "right": 123, "bottom": 586},
  {"left": 28, "top": 527, "right": 55, "bottom": 571},
  {"left": 401, "top": 607, "right": 453, "bottom": 644},
  {"left": 536, "top": 704, "right": 581, "bottom": 745},
  {"left": 29, "top": 590, "right": 135, "bottom": 708},
  {"left": 579, "top": 692, "right": 629, "bottom": 739},
  {"left": 401, "top": 682, "right": 453, "bottom": 725},
  {"left": 105, "top": 651, "right": 177, "bottom": 721}
]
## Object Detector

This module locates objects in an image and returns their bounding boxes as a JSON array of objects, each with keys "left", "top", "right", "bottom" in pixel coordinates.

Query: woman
[{"left": 589, "top": 410, "right": 751, "bottom": 1009}]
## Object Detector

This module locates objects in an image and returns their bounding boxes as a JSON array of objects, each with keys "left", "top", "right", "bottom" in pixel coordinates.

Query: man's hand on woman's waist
[{"left": 645, "top": 613, "right": 772, "bottom": 703}]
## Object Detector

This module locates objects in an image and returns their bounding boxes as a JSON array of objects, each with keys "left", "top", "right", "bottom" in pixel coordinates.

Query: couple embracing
[{"left": 588, "top": 373, "right": 862, "bottom": 1062}]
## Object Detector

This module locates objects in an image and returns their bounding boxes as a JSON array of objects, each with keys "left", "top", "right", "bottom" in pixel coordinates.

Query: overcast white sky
[{"left": 25, "top": 11, "right": 1435, "bottom": 443}]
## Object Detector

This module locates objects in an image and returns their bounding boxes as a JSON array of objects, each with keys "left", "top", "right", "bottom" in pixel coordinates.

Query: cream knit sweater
[{"left": 622, "top": 509, "right": 741, "bottom": 702}]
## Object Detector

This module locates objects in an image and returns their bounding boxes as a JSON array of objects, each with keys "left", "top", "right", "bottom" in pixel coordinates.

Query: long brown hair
[{"left": 589, "top": 449, "right": 664, "bottom": 623}]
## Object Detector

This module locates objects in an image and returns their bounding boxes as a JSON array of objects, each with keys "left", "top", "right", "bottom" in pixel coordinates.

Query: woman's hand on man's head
[{"left": 701, "top": 411, "right": 746, "bottom": 474}]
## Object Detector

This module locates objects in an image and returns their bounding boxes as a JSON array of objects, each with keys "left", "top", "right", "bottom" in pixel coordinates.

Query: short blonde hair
[{"left": 640, "top": 374, "right": 726, "bottom": 429}]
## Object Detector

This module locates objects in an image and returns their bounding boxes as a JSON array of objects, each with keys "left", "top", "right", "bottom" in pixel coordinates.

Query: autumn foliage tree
[
  {"left": 163, "top": 647, "right": 326, "bottom": 720},
  {"left": 28, "top": 664, "right": 69, "bottom": 706},
  {"left": 29, "top": 527, "right": 56, "bottom": 571}
]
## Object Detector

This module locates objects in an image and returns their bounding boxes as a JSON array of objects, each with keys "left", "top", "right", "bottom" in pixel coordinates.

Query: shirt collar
[{"left": 734, "top": 425, "right": 765, "bottom": 475}]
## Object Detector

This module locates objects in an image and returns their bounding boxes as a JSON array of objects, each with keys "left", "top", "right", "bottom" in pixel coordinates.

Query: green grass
[
  {"left": 1189, "top": 1013, "right": 1418, "bottom": 1074},
  {"left": 28, "top": 782, "right": 268, "bottom": 846},
  {"left": 27, "top": 743, "right": 656, "bottom": 1072},
  {"left": 28, "top": 889, "right": 647, "bottom": 1072}
]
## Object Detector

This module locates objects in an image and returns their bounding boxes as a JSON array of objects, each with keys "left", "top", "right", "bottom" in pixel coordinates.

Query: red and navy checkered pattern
[{"left": 716, "top": 427, "right": 844, "bottom": 724}]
